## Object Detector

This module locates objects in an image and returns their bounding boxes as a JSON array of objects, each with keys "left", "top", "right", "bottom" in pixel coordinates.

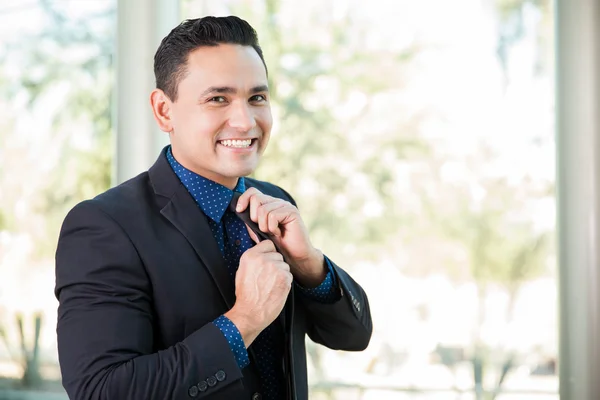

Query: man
[{"left": 55, "top": 16, "right": 372, "bottom": 400}]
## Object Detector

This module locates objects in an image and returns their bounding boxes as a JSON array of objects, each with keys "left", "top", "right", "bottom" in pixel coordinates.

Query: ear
[{"left": 150, "top": 89, "right": 174, "bottom": 133}]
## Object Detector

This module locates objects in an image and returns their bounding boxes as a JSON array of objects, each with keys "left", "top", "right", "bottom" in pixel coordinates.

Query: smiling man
[{"left": 55, "top": 16, "right": 372, "bottom": 400}]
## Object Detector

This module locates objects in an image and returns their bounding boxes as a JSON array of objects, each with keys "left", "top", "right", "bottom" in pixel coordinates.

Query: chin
[
  {"left": 233, "top": 162, "right": 258, "bottom": 176},
  {"left": 235, "top": 168, "right": 256, "bottom": 178}
]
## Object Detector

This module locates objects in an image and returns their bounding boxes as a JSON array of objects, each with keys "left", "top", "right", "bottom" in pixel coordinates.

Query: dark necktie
[{"left": 223, "top": 203, "right": 284, "bottom": 400}]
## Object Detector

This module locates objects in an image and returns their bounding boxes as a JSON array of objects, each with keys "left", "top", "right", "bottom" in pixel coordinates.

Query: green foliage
[{"left": 0, "top": 211, "right": 6, "bottom": 232}]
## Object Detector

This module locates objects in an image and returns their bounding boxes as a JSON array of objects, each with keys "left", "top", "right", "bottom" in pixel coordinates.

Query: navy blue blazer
[{"left": 55, "top": 147, "right": 372, "bottom": 400}]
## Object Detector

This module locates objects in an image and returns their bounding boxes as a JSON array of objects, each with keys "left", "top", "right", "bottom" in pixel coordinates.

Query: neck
[{"left": 170, "top": 146, "right": 238, "bottom": 189}]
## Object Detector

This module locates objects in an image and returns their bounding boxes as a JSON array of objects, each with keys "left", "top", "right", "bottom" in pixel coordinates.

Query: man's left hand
[{"left": 236, "top": 188, "right": 326, "bottom": 287}]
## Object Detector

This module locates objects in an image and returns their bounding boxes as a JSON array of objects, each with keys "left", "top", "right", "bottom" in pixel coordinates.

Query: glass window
[
  {"left": 0, "top": 1, "right": 556, "bottom": 398},
  {"left": 0, "top": 0, "right": 115, "bottom": 396}
]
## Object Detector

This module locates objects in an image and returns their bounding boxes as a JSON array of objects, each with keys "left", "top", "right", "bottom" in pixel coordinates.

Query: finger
[
  {"left": 266, "top": 204, "right": 298, "bottom": 235},
  {"left": 267, "top": 204, "right": 295, "bottom": 237},
  {"left": 257, "top": 202, "right": 287, "bottom": 235},
  {"left": 268, "top": 259, "right": 290, "bottom": 274},
  {"left": 253, "top": 239, "right": 276, "bottom": 253},
  {"left": 282, "top": 270, "right": 293, "bottom": 287},
  {"left": 249, "top": 193, "right": 277, "bottom": 223},
  {"left": 236, "top": 187, "right": 262, "bottom": 213},
  {"left": 264, "top": 252, "right": 284, "bottom": 263},
  {"left": 278, "top": 261, "right": 290, "bottom": 273}
]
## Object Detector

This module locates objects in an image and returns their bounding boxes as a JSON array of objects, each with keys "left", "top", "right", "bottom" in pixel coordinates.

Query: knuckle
[
  {"left": 257, "top": 206, "right": 266, "bottom": 219},
  {"left": 277, "top": 272, "right": 289, "bottom": 285}
]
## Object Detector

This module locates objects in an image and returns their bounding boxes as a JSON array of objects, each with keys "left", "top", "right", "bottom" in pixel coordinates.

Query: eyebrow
[{"left": 200, "top": 85, "right": 269, "bottom": 97}]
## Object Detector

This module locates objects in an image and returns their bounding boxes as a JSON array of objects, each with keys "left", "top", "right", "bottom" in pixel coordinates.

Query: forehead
[{"left": 181, "top": 44, "right": 267, "bottom": 89}]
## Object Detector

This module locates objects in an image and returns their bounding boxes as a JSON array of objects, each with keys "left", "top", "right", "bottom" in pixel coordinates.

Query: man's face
[{"left": 166, "top": 44, "right": 272, "bottom": 188}]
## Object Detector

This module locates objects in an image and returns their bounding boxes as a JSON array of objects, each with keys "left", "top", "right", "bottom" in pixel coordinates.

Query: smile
[{"left": 218, "top": 139, "right": 255, "bottom": 148}]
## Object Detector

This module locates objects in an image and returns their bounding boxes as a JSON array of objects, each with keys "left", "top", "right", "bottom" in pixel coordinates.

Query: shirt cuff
[
  {"left": 295, "top": 256, "right": 340, "bottom": 303},
  {"left": 212, "top": 315, "right": 250, "bottom": 369}
]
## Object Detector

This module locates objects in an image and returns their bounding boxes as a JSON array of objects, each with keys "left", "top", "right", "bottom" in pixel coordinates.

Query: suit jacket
[{"left": 55, "top": 147, "right": 372, "bottom": 400}]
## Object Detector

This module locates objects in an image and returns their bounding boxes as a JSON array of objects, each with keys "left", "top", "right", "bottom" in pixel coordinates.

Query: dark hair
[{"left": 154, "top": 16, "right": 267, "bottom": 101}]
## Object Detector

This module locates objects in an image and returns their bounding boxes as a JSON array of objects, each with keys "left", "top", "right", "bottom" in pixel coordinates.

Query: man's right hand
[{"left": 224, "top": 240, "right": 292, "bottom": 347}]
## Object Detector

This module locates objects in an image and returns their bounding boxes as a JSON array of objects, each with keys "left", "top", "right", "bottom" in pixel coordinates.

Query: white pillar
[
  {"left": 556, "top": 0, "right": 600, "bottom": 399},
  {"left": 114, "top": 0, "right": 180, "bottom": 184}
]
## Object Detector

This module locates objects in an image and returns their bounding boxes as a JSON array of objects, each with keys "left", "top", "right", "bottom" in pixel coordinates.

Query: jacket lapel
[
  {"left": 149, "top": 149, "right": 286, "bottom": 371},
  {"left": 149, "top": 147, "right": 235, "bottom": 310},
  {"left": 161, "top": 188, "right": 236, "bottom": 309}
]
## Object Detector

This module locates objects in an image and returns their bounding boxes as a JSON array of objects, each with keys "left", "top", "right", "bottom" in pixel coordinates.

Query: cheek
[
  {"left": 173, "top": 110, "right": 221, "bottom": 145},
  {"left": 257, "top": 109, "right": 273, "bottom": 135}
]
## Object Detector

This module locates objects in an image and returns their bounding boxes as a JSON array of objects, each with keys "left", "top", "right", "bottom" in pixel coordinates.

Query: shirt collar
[{"left": 166, "top": 146, "right": 246, "bottom": 223}]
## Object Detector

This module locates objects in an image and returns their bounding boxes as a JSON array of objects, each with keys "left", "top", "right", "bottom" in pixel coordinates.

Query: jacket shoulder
[
  {"left": 67, "top": 171, "right": 152, "bottom": 223},
  {"left": 244, "top": 177, "right": 296, "bottom": 205}
]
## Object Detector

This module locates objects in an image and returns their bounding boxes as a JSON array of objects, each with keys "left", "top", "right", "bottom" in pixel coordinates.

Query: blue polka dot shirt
[{"left": 166, "top": 146, "right": 339, "bottom": 398}]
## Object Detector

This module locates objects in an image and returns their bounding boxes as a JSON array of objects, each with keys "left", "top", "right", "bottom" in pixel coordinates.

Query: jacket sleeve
[
  {"left": 272, "top": 184, "right": 373, "bottom": 352},
  {"left": 300, "top": 258, "right": 373, "bottom": 351},
  {"left": 55, "top": 200, "right": 242, "bottom": 400}
]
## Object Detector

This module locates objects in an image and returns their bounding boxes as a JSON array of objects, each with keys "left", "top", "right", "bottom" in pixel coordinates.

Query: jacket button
[
  {"left": 215, "top": 370, "right": 226, "bottom": 381},
  {"left": 188, "top": 385, "right": 199, "bottom": 397},
  {"left": 207, "top": 375, "right": 217, "bottom": 387},
  {"left": 252, "top": 393, "right": 262, "bottom": 400},
  {"left": 197, "top": 381, "right": 208, "bottom": 392}
]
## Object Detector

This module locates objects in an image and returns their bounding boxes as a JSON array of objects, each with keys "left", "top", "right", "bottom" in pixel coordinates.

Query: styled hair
[{"left": 154, "top": 16, "right": 267, "bottom": 101}]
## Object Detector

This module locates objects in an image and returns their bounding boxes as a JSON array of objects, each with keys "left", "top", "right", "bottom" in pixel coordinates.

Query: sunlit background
[{"left": 0, "top": 0, "right": 557, "bottom": 399}]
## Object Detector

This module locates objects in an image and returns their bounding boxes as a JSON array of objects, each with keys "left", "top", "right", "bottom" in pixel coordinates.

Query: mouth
[{"left": 217, "top": 138, "right": 257, "bottom": 149}]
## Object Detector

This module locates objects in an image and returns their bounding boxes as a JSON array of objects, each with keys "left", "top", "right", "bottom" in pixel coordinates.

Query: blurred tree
[
  {"left": 493, "top": 0, "right": 554, "bottom": 87},
  {"left": 420, "top": 145, "right": 553, "bottom": 399},
  {"left": 0, "top": 0, "right": 114, "bottom": 390},
  {"left": 0, "top": 0, "right": 114, "bottom": 259}
]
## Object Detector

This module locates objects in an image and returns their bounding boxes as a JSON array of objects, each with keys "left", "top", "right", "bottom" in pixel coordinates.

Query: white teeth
[{"left": 220, "top": 139, "right": 252, "bottom": 148}]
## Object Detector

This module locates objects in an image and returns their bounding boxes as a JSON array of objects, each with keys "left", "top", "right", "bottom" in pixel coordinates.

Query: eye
[
  {"left": 208, "top": 96, "right": 227, "bottom": 103},
  {"left": 249, "top": 94, "right": 267, "bottom": 103}
]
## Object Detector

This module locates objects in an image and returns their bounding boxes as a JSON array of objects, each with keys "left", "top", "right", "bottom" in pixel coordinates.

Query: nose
[{"left": 227, "top": 101, "right": 256, "bottom": 132}]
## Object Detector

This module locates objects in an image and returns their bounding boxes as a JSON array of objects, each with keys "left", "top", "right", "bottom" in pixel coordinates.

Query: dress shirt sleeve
[
  {"left": 295, "top": 255, "right": 341, "bottom": 303},
  {"left": 212, "top": 315, "right": 250, "bottom": 369}
]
